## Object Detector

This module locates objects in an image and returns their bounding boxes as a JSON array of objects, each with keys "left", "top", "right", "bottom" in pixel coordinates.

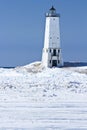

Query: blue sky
[{"left": 0, "top": 0, "right": 87, "bottom": 67}]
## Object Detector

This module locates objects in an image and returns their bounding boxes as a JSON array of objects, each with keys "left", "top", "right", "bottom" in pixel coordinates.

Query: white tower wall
[{"left": 42, "top": 6, "right": 63, "bottom": 68}]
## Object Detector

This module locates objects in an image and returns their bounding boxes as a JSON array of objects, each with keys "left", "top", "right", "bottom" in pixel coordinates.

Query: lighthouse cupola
[
  {"left": 46, "top": 6, "right": 60, "bottom": 17},
  {"left": 49, "top": 6, "right": 56, "bottom": 16},
  {"left": 42, "top": 6, "right": 63, "bottom": 68}
]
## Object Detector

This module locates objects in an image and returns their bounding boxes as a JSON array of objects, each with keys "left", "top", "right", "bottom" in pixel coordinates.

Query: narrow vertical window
[
  {"left": 58, "top": 50, "right": 60, "bottom": 53},
  {"left": 53, "top": 49, "right": 56, "bottom": 56}
]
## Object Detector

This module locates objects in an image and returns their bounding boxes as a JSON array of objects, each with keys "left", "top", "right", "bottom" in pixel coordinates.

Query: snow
[{"left": 0, "top": 62, "right": 87, "bottom": 129}]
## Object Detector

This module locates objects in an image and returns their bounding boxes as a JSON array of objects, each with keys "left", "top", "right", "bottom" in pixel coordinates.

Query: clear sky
[{"left": 0, "top": 0, "right": 87, "bottom": 67}]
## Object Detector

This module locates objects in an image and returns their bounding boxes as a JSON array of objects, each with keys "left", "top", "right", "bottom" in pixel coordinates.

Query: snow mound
[
  {"left": 0, "top": 61, "right": 87, "bottom": 102},
  {"left": 70, "top": 67, "right": 87, "bottom": 74},
  {"left": 16, "top": 61, "right": 45, "bottom": 73}
]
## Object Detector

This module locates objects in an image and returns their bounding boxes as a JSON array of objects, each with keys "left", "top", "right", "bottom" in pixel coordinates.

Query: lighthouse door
[{"left": 52, "top": 60, "right": 57, "bottom": 67}]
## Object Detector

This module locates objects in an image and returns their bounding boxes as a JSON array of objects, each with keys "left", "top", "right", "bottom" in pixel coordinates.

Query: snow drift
[{"left": 0, "top": 61, "right": 87, "bottom": 102}]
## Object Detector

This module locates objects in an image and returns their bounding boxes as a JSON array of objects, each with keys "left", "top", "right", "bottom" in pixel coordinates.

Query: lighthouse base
[{"left": 42, "top": 48, "right": 63, "bottom": 68}]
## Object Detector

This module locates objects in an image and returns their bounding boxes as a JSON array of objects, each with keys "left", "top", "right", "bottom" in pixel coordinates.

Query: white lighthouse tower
[{"left": 42, "top": 6, "right": 63, "bottom": 67}]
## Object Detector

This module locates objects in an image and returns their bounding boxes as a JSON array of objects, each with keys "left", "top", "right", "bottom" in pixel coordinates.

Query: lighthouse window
[
  {"left": 50, "top": 60, "right": 51, "bottom": 63},
  {"left": 58, "top": 50, "right": 60, "bottom": 53},
  {"left": 50, "top": 49, "right": 51, "bottom": 53},
  {"left": 53, "top": 49, "right": 56, "bottom": 56}
]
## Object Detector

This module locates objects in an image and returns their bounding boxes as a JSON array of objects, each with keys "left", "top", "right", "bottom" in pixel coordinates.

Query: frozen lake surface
[
  {"left": 0, "top": 101, "right": 87, "bottom": 130},
  {"left": 0, "top": 62, "right": 87, "bottom": 129}
]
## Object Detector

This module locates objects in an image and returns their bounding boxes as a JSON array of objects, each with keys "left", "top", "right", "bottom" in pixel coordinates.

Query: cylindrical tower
[{"left": 42, "top": 6, "right": 63, "bottom": 67}]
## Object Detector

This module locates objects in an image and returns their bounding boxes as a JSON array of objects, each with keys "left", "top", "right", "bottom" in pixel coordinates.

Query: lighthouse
[{"left": 42, "top": 6, "right": 63, "bottom": 67}]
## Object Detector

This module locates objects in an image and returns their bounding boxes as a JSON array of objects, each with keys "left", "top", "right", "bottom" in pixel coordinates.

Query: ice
[
  {"left": 0, "top": 102, "right": 87, "bottom": 129},
  {"left": 0, "top": 62, "right": 87, "bottom": 129}
]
